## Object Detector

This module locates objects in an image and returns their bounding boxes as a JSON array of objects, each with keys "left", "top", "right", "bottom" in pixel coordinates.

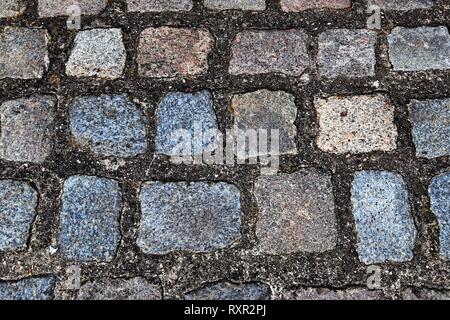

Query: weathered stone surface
[
  {"left": 0, "top": 95, "right": 55, "bottom": 163},
  {"left": 66, "top": 28, "right": 126, "bottom": 79},
  {"left": 0, "top": 277, "right": 55, "bottom": 300},
  {"left": 429, "top": 172, "right": 450, "bottom": 260},
  {"left": 156, "top": 90, "right": 219, "bottom": 157},
  {"left": 0, "top": 27, "right": 49, "bottom": 79},
  {"left": 69, "top": 95, "right": 148, "bottom": 158},
  {"left": 403, "top": 287, "right": 450, "bottom": 300},
  {"left": 280, "top": 287, "right": 384, "bottom": 300},
  {"left": 0, "top": 180, "right": 37, "bottom": 251},
  {"left": 204, "top": 0, "right": 266, "bottom": 10},
  {"left": 388, "top": 26, "right": 450, "bottom": 71},
  {"left": 352, "top": 171, "right": 417, "bottom": 264},
  {"left": 78, "top": 278, "right": 162, "bottom": 300},
  {"left": 255, "top": 170, "right": 337, "bottom": 254},
  {"left": 231, "top": 90, "right": 297, "bottom": 157},
  {"left": 38, "top": 0, "right": 107, "bottom": 17},
  {"left": 0, "top": 0, "right": 25, "bottom": 18},
  {"left": 316, "top": 94, "right": 398, "bottom": 154},
  {"left": 229, "top": 30, "right": 309, "bottom": 76},
  {"left": 372, "top": 0, "right": 434, "bottom": 11},
  {"left": 59, "top": 176, "right": 122, "bottom": 261},
  {"left": 318, "top": 29, "right": 377, "bottom": 78},
  {"left": 409, "top": 98, "right": 450, "bottom": 159},
  {"left": 127, "top": 0, "right": 193, "bottom": 11},
  {"left": 138, "top": 182, "right": 241, "bottom": 255},
  {"left": 185, "top": 282, "right": 271, "bottom": 300},
  {"left": 280, "top": 0, "right": 351, "bottom": 11},
  {"left": 138, "top": 27, "right": 213, "bottom": 78}
]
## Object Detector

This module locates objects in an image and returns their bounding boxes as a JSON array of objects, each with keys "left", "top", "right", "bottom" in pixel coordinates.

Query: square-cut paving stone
[
  {"left": 204, "top": 0, "right": 266, "bottom": 10},
  {"left": 280, "top": 287, "right": 383, "bottom": 300},
  {"left": 78, "top": 278, "right": 162, "bottom": 300},
  {"left": 69, "top": 95, "right": 148, "bottom": 158},
  {"left": 0, "top": 95, "right": 55, "bottom": 163},
  {"left": 66, "top": 28, "right": 126, "bottom": 79},
  {"left": 388, "top": 26, "right": 450, "bottom": 71},
  {"left": 409, "top": 98, "right": 450, "bottom": 159},
  {"left": 127, "top": 0, "right": 193, "bottom": 11},
  {"left": 0, "top": 180, "right": 38, "bottom": 251},
  {"left": 403, "top": 287, "right": 450, "bottom": 300},
  {"left": 59, "top": 176, "right": 122, "bottom": 262},
  {"left": 229, "top": 30, "right": 309, "bottom": 76},
  {"left": 372, "top": 0, "right": 434, "bottom": 11},
  {"left": 185, "top": 282, "right": 271, "bottom": 300},
  {"left": 231, "top": 90, "right": 297, "bottom": 157},
  {"left": 255, "top": 169, "right": 337, "bottom": 254},
  {"left": 138, "top": 182, "right": 241, "bottom": 255},
  {"left": 352, "top": 171, "right": 417, "bottom": 264},
  {"left": 38, "top": 0, "right": 107, "bottom": 17},
  {"left": 316, "top": 94, "right": 398, "bottom": 154},
  {"left": 0, "top": 0, "right": 26, "bottom": 18},
  {"left": 429, "top": 172, "right": 450, "bottom": 260},
  {"left": 280, "top": 0, "right": 351, "bottom": 11},
  {"left": 137, "top": 27, "right": 213, "bottom": 78},
  {"left": 318, "top": 29, "right": 377, "bottom": 78},
  {"left": 0, "top": 277, "right": 55, "bottom": 300},
  {"left": 0, "top": 27, "right": 49, "bottom": 79},
  {"left": 156, "top": 90, "right": 219, "bottom": 157}
]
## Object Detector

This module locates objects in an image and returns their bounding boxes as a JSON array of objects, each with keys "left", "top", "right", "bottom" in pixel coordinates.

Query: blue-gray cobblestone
[{"left": 429, "top": 172, "right": 450, "bottom": 260}]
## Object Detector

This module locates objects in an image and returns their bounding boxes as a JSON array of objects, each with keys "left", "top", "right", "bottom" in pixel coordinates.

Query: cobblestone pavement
[{"left": 0, "top": 0, "right": 449, "bottom": 300}]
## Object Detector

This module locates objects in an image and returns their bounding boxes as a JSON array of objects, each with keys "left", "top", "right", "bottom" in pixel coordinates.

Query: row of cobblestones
[{"left": 0, "top": 0, "right": 449, "bottom": 300}]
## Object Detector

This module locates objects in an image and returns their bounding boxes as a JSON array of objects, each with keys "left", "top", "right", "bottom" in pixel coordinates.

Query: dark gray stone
[
  {"left": 0, "top": 180, "right": 38, "bottom": 251},
  {"left": 0, "top": 277, "right": 55, "bottom": 300},
  {"left": 138, "top": 182, "right": 241, "bottom": 254},
  {"left": 185, "top": 282, "right": 271, "bottom": 300},
  {"left": 280, "top": 287, "right": 384, "bottom": 300},
  {"left": 0, "top": 27, "right": 49, "bottom": 79},
  {"left": 388, "top": 26, "right": 450, "bottom": 71},
  {"left": 372, "top": 0, "right": 434, "bottom": 11},
  {"left": 127, "top": 0, "right": 193, "bottom": 11},
  {"left": 429, "top": 172, "right": 450, "bottom": 260},
  {"left": 69, "top": 95, "right": 148, "bottom": 158},
  {"left": 155, "top": 91, "right": 219, "bottom": 157},
  {"left": 0, "top": 95, "right": 56, "bottom": 163},
  {"left": 352, "top": 171, "right": 417, "bottom": 264},
  {"left": 59, "top": 176, "right": 122, "bottom": 261},
  {"left": 204, "top": 0, "right": 266, "bottom": 10},
  {"left": 318, "top": 29, "right": 377, "bottom": 78},
  {"left": 409, "top": 98, "right": 450, "bottom": 159}
]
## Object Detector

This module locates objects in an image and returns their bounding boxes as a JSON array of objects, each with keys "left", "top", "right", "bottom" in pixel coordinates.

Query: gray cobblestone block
[
  {"left": 66, "top": 28, "right": 126, "bottom": 79},
  {"left": 372, "top": 0, "right": 434, "bottom": 11},
  {"left": 0, "top": 277, "right": 55, "bottom": 300},
  {"left": 78, "top": 278, "right": 162, "bottom": 300},
  {"left": 231, "top": 90, "right": 297, "bottom": 157},
  {"left": 0, "top": 95, "right": 55, "bottom": 163},
  {"left": 0, "top": 0, "right": 25, "bottom": 18},
  {"left": 429, "top": 172, "right": 450, "bottom": 260},
  {"left": 138, "top": 182, "right": 241, "bottom": 255},
  {"left": 316, "top": 94, "right": 398, "bottom": 154},
  {"left": 280, "top": 0, "right": 351, "bottom": 11},
  {"left": 255, "top": 170, "right": 337, "bottom": 254},
  {"left": 59, "top": 176, "right": 122, "bottom": 262},
  {"left": 127, "top": 0, "right": 193, "bottom": 11},
  {"left": 0, "top": 27, "right": 49, "bottom": 79},
  {"left": 156, "top": 90, "right": 219, "bottom": 157},
  {"left": 0, "top": 180, "right": 38, "bottom": 251},
  {"left": 388, "top": 26, "right": 450, "bottom": 71},
  {"left": 185, "top": 282, "right": 271, "bottom": 300},
  {"left": 229, "top": 30, "right": 309, "bottom": 76},
  {"left": 318, "top": 29, "right": 377, "bottom": 78},
  {"left": 38, "top": 0, "right": 108, "bottom": 17},
  {"left": 138, "top": 27, "right": 213, "bottom": 78},
  {"left": 352, "top": 171, "right": 417, "bottom": 264},
  {"left": 204, "top": 0, "right": 266, "bottom": 10},
  {"left": 409, "top": 98, "right": 450, "bottom": 159},
  {"left": 279, "top": 287, "right": 384, "bottom": 300},
  {"left": 69, "top": 95, "right": 148, "bottom": 158},
  {"left": 403, "top": 287, "right": 450, "bottom": 300}
]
